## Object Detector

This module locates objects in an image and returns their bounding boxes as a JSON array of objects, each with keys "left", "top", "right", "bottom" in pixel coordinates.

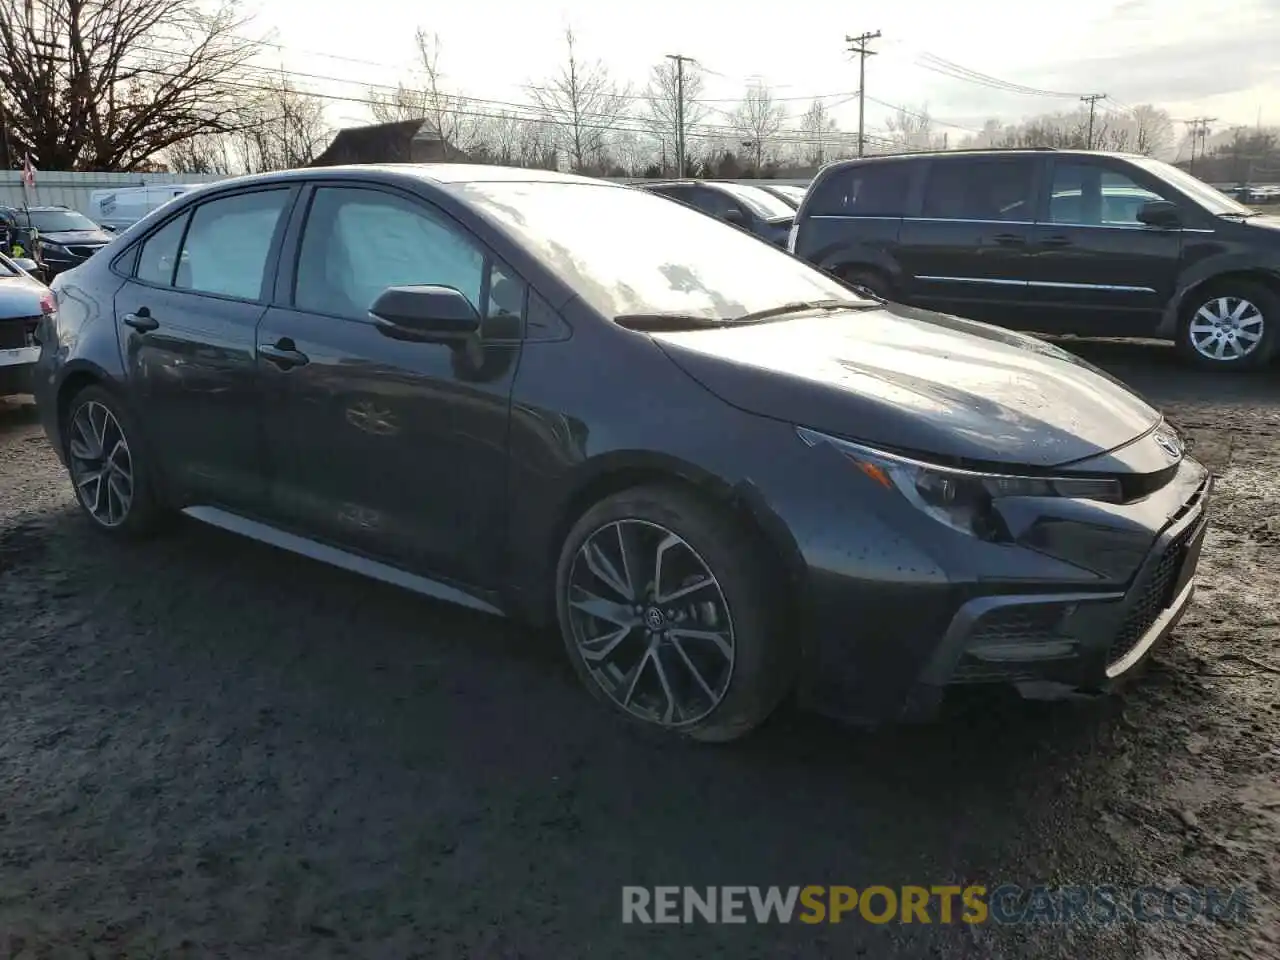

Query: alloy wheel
[
  {"left": 566, "top": 519, "right": 736, "bottom": 728},
  {"left": 68, "top": 400, "right": 134, "bottom": 528},
  {"left": 1188, "top": 296, "right": 1265, "bottom": 362}
]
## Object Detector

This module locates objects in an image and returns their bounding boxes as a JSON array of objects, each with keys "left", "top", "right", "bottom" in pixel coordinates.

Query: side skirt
[{"left": 181, "top": 505, "right": 506, "bottom": 618}]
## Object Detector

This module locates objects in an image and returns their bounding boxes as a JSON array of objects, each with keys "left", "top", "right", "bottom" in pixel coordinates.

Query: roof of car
[
  {"left": 818, "top": 148, "right": 1154, "bottom": 173},
  {"left": 176, "top": 164, "right": 617, "bottom": 193}
]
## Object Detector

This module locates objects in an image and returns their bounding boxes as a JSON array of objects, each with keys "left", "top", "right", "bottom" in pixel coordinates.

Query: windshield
[
  {"left": 1131, "top": 158, "right": 1255, "bottom": 216},
  {"left": 711, "top": 182, "right": 796, "bottom": 220},
  {"left": 27, "top": 210, "right": 99, "bottom": 232},
  {"left": 461, "top": 181, "right": 862, "bottom": 321}
]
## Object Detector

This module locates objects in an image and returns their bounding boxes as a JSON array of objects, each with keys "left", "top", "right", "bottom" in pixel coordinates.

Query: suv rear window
[{"left": 807, "top": 162, "right": 911, "bottom": 217}]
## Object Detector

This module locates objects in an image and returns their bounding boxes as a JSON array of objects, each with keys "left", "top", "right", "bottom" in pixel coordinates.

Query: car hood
[
  {"left": 40, "top": 229, "right": 112, "bottom": 245},
  {"left": 0, "top": 275, "right": 47, "bottom": 316},
  {"left": 650, "top": 302, "right": 1160, "bottom": 469}
]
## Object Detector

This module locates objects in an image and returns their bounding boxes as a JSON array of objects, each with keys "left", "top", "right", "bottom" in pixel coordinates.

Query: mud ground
[{"left": 0, "top": 337, "right": 1276, "bottom": 959}]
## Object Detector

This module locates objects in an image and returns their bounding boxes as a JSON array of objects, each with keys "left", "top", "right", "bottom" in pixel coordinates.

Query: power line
[
  {"left": 914, "top": 51, "right": 1083, "bottom": 99},
  {"left": 846, "top": 30, "right": 881, "bottom": 157}
]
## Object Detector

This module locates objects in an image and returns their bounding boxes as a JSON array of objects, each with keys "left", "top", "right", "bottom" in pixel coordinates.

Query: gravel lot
[{"left": 0, "top": 338, "right": 1277, "bottom": 959}]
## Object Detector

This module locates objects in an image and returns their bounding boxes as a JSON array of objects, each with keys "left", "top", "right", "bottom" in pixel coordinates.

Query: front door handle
[
  {"left": 259, "top": 339, "right": 309, "bottom": 370},
  {"left": 123, "top": 308, "right": 158, "bottom": 333},
  {"left": 1041, "top": 236, "right": 1073, "bottom": 248},
  {"left": 992, "top": 233, "right": 1026, "bottom": 246}
]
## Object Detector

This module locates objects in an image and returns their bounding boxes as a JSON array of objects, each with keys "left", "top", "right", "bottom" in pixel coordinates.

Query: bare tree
[
  {"left": 0, "top": 0, "right": 257, "bottom": 170},
  {"left": 1131, "top": 104, "right": 1174, "bottom": 157},
  {"left": 516, "top": 119, "right": 559, "bottom": 170},
  {"left": 368, "top": 30, "right": 478, "bottom": 159},
  {"left": 885, "top": 104, "right": 946, "bottom": 152},
  {"left": 732, "top": 82, "right": 786, "bottom": 171},
  {"left": 642, "top": 57, "right": 707, "bottom": 174},
  {"left": 799, "top": 99, "right": 838, "bottom": 166},
  {"left": 527, "top": 28, "right": 631, "bottom": 173},
  {"left": 232, "top": 71, "right": 329, "bottom": 172},
  {"left": 164, "top": 132, "right": 234, "bottom": 173}
]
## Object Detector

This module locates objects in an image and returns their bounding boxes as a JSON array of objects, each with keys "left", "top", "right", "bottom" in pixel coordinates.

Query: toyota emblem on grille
[{"left": 1154, "top": 429, "right": 1182, "bottom": 459}]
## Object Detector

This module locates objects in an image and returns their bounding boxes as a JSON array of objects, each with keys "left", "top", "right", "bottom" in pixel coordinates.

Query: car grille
[
  {"left": 66, "top": 244, "right": 105, "bottom": 259},
  {"left": 0, "top": 316, "right": 39, "bottom": 350},
  {"left": 950, "top": 604, "right": 1074, "bottom": 684},
  {"left": 1106, "top": 524, "right": 1196, "bottom": 667}
]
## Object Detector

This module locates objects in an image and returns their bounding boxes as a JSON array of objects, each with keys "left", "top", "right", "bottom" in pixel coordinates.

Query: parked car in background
[
  {"left": 791, "top": 148, "right": 1280, "bottom": 369},
  {"left": 755, "top": 182, "right": 809, "bottom": 208},
  {"left": 89, "top": 183, "right": 205, "bottom": 234},
  {"left": 33, "top": 163, "right": 1211, "bottom": 741},
  {"left": 636, "top": 179, "right": 794, "bottom": 246},
  {"left": 0, "top": 252, "right": 53, "bottom": 396},
  {"left": 0, "top": 205, "right": 113, "bottom": 280}
]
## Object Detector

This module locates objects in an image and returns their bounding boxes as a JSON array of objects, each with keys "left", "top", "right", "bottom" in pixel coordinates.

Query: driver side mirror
[
  {"left": 370, "top": 284, "right": 480, "bottom": 343},
  {"left": 11, "top": 257, "right": 39, "bottom": 275},
  {"left": 1137, "top": 199, "right": 1181, "bottom": 228}
]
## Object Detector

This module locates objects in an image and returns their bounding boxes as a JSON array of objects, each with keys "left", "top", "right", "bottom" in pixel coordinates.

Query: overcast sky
[{"left": 246, "top": 0, "right": 1279, "bottom": 150}]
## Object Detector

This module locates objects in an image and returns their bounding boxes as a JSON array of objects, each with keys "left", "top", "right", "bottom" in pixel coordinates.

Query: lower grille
[
  {"left": 1107, "top": 525, "right": 1195, "bottom": 667},
  {"left": 0, "top": 316, "right": 39, "bottom": 350}
]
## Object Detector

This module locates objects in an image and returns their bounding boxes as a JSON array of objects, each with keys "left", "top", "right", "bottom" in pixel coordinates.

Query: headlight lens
[{"left": 797, "top": 426, "right": 1124, "bottom": 539}]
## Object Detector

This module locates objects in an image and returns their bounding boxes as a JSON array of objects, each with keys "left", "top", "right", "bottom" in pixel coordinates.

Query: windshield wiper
[
  {"left": 1218, "top": 210, "right": 1258, "bottom": 219},
  {"left": 730, "top": 299, "right": 879, "bottom": 324},
  {"left": 614, "top": 314, "right": 741, "bottom": 331},
  {"left": 615, "top": 299, "right": 875, "bottom": 332}
]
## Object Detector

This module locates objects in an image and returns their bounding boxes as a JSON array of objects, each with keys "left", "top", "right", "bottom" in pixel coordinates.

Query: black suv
[
  {"left": 0, "top": 205, "right": 113, "bottom": 280},
  {"left": 791, "top": 148, "right": 1280, "bottom": 369},
  {"left": 636, "top": 180, "right": 794, "bottom": 247}
]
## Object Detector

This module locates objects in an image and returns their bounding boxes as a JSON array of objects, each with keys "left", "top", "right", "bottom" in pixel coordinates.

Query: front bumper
[
  {"left": 902, "top": 474, "right": 1210, "bottom": 716},
  {"left": 788, "top": 452, "right": 1213, "bottom": 725},
  {"left": 0, "top": 345, "right": 38, "bottom": 396}
]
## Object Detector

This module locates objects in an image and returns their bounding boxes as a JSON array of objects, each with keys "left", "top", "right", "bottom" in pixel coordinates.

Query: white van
[{"left": 89, "top": 184, "right": 206, "bottom": 233}]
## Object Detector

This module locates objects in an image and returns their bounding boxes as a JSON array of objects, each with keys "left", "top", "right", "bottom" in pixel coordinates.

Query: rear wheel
[
  {"left": 555, "top": 485, "right": 792, "bottom": 743},
  {"left": 64, "top": 385, "right": 163, "bottom": 538},
  {"left": 1176, "top": 280, "right": 1278, "bottom": 370}
]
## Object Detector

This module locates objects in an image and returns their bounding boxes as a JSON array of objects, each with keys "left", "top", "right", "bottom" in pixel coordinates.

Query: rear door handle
[
  {"left": 992, "top": 233, "right": 1026, "bottom": 246},
  {"left": 259, "top": 339, "right": 309, "bottom": 370},
  {"left": 1041, "top": 236, "right": 1073, "bottom": 248},
  {"left": 123, "top": 308, "right": 158, "bottom": 333}
]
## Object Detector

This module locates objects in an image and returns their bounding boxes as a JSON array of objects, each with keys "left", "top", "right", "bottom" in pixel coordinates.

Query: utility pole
[
  {"left": 846, "top": 30, "right": 881, "bottom": 158},
  {"left": 1185, "top": 118, "right": 1216, "bottom": 174},
  {"left": 1080, "top": 94, "right": 1106, "bottom": 149},
  {"left": 665, "top": 54, "right": 695, "bottom": 178}
]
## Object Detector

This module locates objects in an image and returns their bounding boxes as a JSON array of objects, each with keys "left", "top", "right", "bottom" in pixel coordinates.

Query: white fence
[{"left": 0, "top": 170, "right": 226, "bottom": 220}]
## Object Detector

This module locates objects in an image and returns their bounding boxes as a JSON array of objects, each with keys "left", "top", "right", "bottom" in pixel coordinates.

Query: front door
[
  {"left": 115, "top": 186, "right": 295, "bottom": 513},
  {"left": 1025, "top": 157, "right": 1184, "bottom": 336},
  {"left": 897, "top": 154, "right": 1041, "bottom": 324},
  {"left": 258, "top": 184, "right": 523, "bottom": 587}
]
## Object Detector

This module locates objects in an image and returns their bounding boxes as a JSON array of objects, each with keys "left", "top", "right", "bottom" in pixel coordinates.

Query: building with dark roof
[{"left": 309, "top": 119, "right": 466, "bottom": 167}]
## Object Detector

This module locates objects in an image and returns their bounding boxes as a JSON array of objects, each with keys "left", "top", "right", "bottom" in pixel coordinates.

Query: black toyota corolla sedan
[{"left": 32, "top": 164, "right": 1211, "bottom": 742}]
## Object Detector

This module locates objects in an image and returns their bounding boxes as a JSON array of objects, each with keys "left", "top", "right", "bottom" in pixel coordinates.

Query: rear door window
[
  {"left": 135, "top": 214, "right": 189, "bottom": 286},
  {"left": 174, "top": 190, "right": 290, "bottom": 300},
  {"left": 807, "top": 162, "right": 912, "bottom": 217},
  {"left": 921, "top": 157, "right": 1036, "bottom": 222}
]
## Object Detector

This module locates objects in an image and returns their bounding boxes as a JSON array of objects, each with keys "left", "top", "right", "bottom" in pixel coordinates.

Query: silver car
[{"left": 0, "top": 253, "right": 52, "bottom": 397}]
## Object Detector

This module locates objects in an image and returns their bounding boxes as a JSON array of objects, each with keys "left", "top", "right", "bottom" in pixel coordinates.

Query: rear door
[
  {"left": 1025, "top": 156, "right": 1184, "bottom": 335},
  {"left": 795, "top": 159, "right": 914, "bottom": 281},
  {"left": 896, "top": 154, "right": 1042, "bottom": 323},
  {"left": 114, "top": 186, "right": 296, "bottom": 514}
]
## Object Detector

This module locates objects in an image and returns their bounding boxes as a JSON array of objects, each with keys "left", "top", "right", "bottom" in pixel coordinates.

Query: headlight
[
  {"left": 38, "top": 240, "right": 65, "bottom": 253},
  {"left": 797, "top": 426, "right": 1124, "bottom": 540}
]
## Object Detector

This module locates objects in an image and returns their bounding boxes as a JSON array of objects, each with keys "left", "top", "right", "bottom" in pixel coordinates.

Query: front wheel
[
  {"left": 1176, "top": 281, "right": 1278, "bottom": 370},
  {"left": 555, "top": 486, "right": 792, "bottom": 743}
]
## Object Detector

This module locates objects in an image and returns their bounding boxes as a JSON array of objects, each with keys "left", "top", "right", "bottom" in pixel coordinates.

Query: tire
[
  {"left": 1176, "top": 280, "right": 1279, "bottom": 370},
  {"left": 837, "top": 267, "right": 893, "bottom": 303},
  {"left": 554, "top": 485, "right": 793, "bottom": 743},
  {"left": 63, "top": 384, "right": 163, "bottom": 539}
]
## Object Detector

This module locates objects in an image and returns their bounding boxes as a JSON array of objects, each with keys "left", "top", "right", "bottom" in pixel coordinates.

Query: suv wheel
[
  {"left": 555, "top": 485, "right": 792, "bottom": 743},
  {"left": 1177, "top": 280, "right": 1278, "bottom": 370},
  {"left": 64, "top": 385, "right": 162, "bottom": 538}
]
